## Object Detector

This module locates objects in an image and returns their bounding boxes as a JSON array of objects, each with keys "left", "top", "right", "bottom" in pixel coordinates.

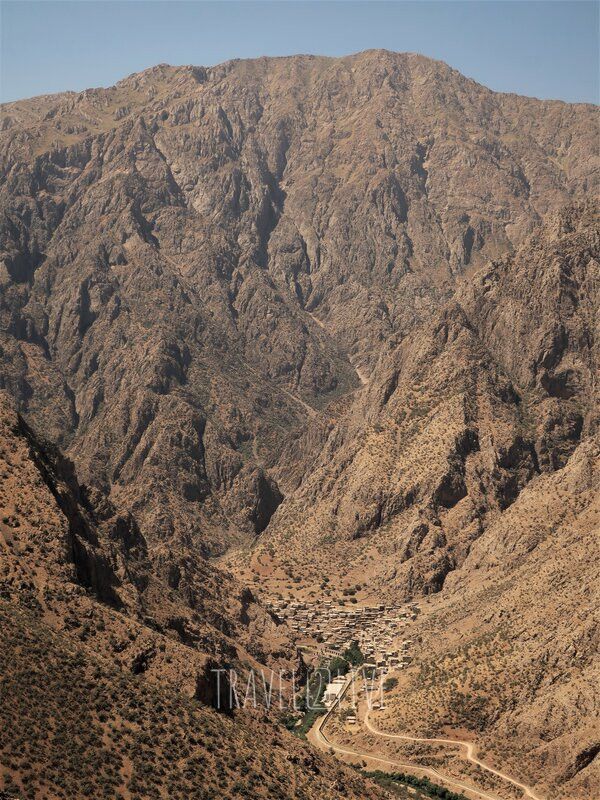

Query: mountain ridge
[
  {"left": 4, "top": 50, "right": 599, "bottom": 109},
  {"left": 0, "top": 50, "right": 598, "bottom": 799}
]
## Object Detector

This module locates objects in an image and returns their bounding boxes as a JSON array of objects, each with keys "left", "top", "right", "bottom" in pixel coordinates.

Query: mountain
[
  {"left": 255, "top": 202, "right": 599, "bottom": 594},
  {"left": 0, "top": 50, "right": 598, "bottom": 800},
  {"left": 0, "top": 389, "right": 297, "bottom": 671},
  {"left": 239, "top": 201, "right": 599, "bottom": 800},
  {"left": 0, "top": 391, "right": 389, "bottom": 800},
  {"left": 328, "top": 427, "right": 599, "bottom": 800},
  {"left": 0, "top": 51, "right": 596, "bottom": 558}
]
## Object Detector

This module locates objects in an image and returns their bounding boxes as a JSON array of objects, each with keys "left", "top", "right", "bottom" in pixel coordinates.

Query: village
[{"left": 269, "top": 598, "right": 420, "bottom": 676}]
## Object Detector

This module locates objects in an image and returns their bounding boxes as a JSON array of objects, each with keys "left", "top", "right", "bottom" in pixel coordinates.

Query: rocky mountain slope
[
  {"left": 242, "top": 202, "right": 599, "bottom": 799},
  {"left": 256, "top": 202, "right": 599, "bottom": 594},
  {"left": 0, "top": 390, "right": 296, "bottom": 675},
  {"left": 0, "top": 51, "right": 597, "bottom": 559},
  {"left": 0, "top": 391, "right": 389, "bottom": 800},
  {"left": 369, "top": 432, "right": 599, "bottom": 800},
  {"left": 0, "top": 50, "right": 598, "bottom": 799}
]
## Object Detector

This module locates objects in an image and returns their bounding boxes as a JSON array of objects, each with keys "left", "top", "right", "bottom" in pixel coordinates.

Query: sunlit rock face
[{"left": 1, "top": 52, "right": 596, "bottom": 560}]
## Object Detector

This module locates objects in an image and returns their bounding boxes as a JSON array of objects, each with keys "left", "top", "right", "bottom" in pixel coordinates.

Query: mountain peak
[{"left": 0, "top": 46, "right": 598, "bottom": 800}]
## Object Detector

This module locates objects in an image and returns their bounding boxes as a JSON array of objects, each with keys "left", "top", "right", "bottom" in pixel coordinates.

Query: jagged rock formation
[
  {"left": 247, "top": 204, "right": 599, "bottom": 799},
  {"left": 259, "top": 203, "right": 599, "bottom": 594},
  {"left": 0, "top": 50, "right": 598, "bottom": 799},
  {"left": 0, "top": 51, "right": 596, "bottom": 560},
  {"left": 0, "top": 390, "right": 296, "bottom": 685},
  {"left": 0, "top": 390, "right": 389, "bottom": 799}
]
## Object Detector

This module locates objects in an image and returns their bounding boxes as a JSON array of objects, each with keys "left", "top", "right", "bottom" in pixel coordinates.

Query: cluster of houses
[{"left": 269, "top": 598, "right": 420, "bottom": 675}]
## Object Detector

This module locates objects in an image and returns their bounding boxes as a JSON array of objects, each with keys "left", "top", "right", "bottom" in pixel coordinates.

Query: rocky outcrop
[
  {"left": 0, "top": 390, "right": 296, "bottom": 675},
  {"left": 0, "top": 52, "right": 596, "bottom": 561},
  {"left": 194, "top": 657, "right": 233, "bottom": 714},
  {"left": 258, "top": 204, "right": 598, "bottom": 601}
]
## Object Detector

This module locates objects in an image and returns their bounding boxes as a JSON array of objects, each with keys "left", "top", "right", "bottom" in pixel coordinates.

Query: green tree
[
  {"left": 328, "top": 656, "right": 350, "bottom": 676},
  {"left": 342, "top": 640, "right": 364, "bottom": 666}
]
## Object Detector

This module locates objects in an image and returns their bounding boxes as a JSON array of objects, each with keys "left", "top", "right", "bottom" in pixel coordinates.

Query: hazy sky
[{"left": 1, "top": 1, "right": 598, "bottom": 104}]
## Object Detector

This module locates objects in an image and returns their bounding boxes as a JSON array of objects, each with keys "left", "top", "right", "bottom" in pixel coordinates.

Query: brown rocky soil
[
  {"left": 0, "top": 390, "right": 390, "bottom": 800},
  {"left": 0, "top": 50, "right": 598, "bottom": 799}
]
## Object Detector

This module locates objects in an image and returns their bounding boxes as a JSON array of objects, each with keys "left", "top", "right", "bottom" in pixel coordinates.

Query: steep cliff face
[
  {"left": 0, "top": 52, "right": 596, "bottom": 558},
  {"left": 257, "top": 204, "right": 598, "bottom": 598},
  {"left": 458, "top": 202, "right": 599, "bottom": 469},
  {"left": 0, "top": 390, "right": 295, "bottom": 678}
]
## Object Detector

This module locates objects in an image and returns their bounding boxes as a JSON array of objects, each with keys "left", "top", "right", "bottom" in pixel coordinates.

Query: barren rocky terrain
[
  {"left": 321, "top": 431, "right": 599, "bottom": 800},
  {"left": 0, "top": 391, "right": 390, "bottom": 800},
  {"left": 0, "top": 50, "right": 598, "bottom": 799},
  {"left": 1, "top": 51, "right": 597, "bottom": 556}
]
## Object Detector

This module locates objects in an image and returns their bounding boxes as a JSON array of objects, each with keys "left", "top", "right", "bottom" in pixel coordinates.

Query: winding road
[
  {"left": 308, "top": 670, "right": 544, "bottom": 800},
  {"left": 364, "top": 709, "right": 544, "bottom": 800}
]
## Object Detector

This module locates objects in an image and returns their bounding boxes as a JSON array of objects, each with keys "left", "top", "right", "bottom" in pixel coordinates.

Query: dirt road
[
  {"left": 307, "top": 673, "right": 507, "bottom": 800},
  {"left": 364, "top": 709, "right": 544, "bottom": 800}
]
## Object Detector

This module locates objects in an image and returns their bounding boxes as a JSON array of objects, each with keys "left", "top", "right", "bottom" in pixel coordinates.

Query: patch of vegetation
[
  {"left": 364, "top": 770, "right": 468, "bottom": 800},
  {"left": 343, "top": 640, "right": 365, "bottom": 666},
  {"left": 328, "top": 656, "right": 350, "bottom": 676},
  {"left": 292, "top": 656, "right": 350, "bottom": 739}
]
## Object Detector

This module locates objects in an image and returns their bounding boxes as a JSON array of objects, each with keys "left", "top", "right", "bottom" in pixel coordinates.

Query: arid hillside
[
  {"left": 1, "top": 51, "right": 597, "bottom": 559},
  {"left": 0, "top": 391, "right": 390, "bottom": 800},
  {"left": 334, "top": 433, "right": 599, "bottom": 800},
  {"left": 256, "top": 202, "right": 599, "bottom": 594}
]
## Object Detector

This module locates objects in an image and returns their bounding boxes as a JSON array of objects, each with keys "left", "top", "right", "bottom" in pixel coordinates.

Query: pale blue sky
[{"left": 1, "top": 1, "right": 598, "bottom": 104}]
